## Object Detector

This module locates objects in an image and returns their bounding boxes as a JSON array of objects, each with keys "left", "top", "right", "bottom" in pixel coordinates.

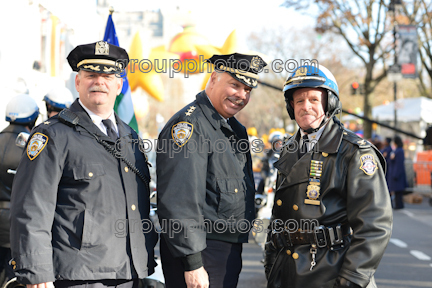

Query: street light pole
[{"left": 390, "top": 0, "right": 402, "bottom": 131}]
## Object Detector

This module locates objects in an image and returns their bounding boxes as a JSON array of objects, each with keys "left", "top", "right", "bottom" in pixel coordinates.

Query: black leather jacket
[
  {"left": 0, "top": 124, "right": 28, "bottom": 202},
  {"left": 264, "top": 118, "right": 392, "bottom": 288},
  {"left": 0, "top": 123, "right": 28, "bottom": 247}
]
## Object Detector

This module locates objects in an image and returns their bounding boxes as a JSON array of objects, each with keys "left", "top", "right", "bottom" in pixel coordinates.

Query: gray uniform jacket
[
  {"left": 265, "top": 118, "right": 392, "bottom": 288},
  {"left": 156, "top": 91, "right": 256, "bottom": 260},
  {"left": 10, "top": 100, "right": 157, "bottom": 284}
]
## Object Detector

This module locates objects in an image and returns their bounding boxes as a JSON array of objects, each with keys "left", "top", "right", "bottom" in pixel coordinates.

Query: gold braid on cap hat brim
[
  {"left": 218, "top": 65, "right": 259, "bottom": 79},
  {"left": 77, "top": 59, "right": 124, "bottom": 69}
]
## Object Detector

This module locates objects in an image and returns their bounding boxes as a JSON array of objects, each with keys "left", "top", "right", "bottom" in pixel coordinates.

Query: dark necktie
[
  {"left": 299, "top": 134, "right": 309, "bottom": 157},
  {"left": 102, "top": 119, "right": 118, "bottom": 141}
]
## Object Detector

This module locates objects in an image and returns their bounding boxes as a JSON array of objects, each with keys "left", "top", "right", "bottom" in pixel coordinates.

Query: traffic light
[{"left": 351, "top": 82, "right": 359, "bottom": 95}]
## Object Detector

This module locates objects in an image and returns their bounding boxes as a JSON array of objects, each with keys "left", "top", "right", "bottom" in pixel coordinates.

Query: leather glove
[{"left": 333, "top": 277, "right": 362, "bottom": 288}]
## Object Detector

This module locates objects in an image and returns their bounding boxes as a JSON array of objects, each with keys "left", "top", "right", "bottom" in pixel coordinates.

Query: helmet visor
[{"left": 283, "top": 75, "right": 326, "bottom": 92}]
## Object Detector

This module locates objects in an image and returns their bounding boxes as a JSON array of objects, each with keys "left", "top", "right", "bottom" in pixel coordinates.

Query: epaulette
[
  {"left": 183, "top": 105, "right": 197, "bottom": 118},
  {"left": 282, "top": 135, "right": 294, "bottom": 147},
  {"left": 342, "top": 129, "right": 371, "bottom": 149},
  {"left": 34, "top": 117, "right": 61, "bottom": 130}
]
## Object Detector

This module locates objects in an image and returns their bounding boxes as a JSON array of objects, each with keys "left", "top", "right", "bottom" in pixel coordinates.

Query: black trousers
[
  {"left": 160, "top": 237, "right": 243, "bottom": 288},
  {"left": 54, "top": 279, "right": 138, "bottom": 288},
  {"left": 392, "top": 190, "right": 405, "bottom": 209}
]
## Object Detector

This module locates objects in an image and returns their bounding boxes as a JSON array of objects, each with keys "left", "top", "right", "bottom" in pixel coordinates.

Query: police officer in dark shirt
[
  {"left": 0, "top": 94, "right": 39, "bottom": 286},
  {"left": 10, "top": 41, "right": 157, "bottom": 288},
  {"left": 157, "top": 53, "right": 266, "bottom": 288}
]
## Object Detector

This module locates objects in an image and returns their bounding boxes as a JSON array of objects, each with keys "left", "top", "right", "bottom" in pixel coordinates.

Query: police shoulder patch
[
  {"left": 359, "top": 153, "right": 378, "bottom": 176},
  {"left": 27, "top": 132, "right": 49, "bottom": 160},
  {"left": 171, "top": 122, "right": 193, "bottom": 147}
]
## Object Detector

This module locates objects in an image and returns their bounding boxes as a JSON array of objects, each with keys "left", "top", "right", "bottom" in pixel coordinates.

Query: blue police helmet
[
  {"left": 6, "top": 94, "right": 40, "bottom": 124},
  {"left": 283, "top": 64, "right": 341, "bottom": 120}
]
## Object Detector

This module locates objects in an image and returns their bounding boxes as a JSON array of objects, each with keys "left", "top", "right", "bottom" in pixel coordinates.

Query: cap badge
[
  {"left": 250, "top": 56, "right": 261, "bottom": 71},
  {"left": 294, "top": 67, "right": 307, "bottom": 77},
  {"left": 95, "top": 41, "right": 109, "bottom": 55}
]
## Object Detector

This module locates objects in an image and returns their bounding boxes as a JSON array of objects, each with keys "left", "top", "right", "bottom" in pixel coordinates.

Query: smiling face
[
  {"left": 291, "top": 87, "right": 327, "bottom": 131},
  {"left": 206, "top": 71, "right": 252, "bottom": 118},
  {"left": 75, "top": 70, "right": 122, "bottom": 116}
]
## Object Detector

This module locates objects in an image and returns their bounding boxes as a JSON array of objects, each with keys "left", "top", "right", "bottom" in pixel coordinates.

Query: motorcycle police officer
[
  {"left": 0, "top": 95, "right": 39, "bottom": 286},
  {"left": 10, "top": 41, "right": 157, "bottom": 288},
  {"left": 264, "top": 65, "right": 392, "bottom": 288},
  {"left": 157, "top": 53, "right": 266, "bottom": 288},
  {"left": 43, "top": 86, "right": 74, "bottom": 118}
]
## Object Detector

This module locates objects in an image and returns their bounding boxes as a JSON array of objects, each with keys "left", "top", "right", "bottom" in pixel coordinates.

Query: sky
[{"left": 106, "top": 0, "right": 317, "bottom": 46}]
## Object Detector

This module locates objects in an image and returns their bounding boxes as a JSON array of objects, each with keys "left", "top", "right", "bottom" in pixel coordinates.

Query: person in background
[
  {"left": 44, "top": 86, "right": 74, "bottom": 118},
  {"left": 380, "top": 137, "right": 393, "bottom": 187},
  {"left": 388, "top": 135, "right": 408, "bottom": 209},
  {"left": 0, "top": 94, "right": 39, "bottom": 287}
]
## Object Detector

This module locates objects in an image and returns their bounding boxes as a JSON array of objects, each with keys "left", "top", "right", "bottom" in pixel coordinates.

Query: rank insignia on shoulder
[
  {"left": 359, "top": 154, "right": 378, "bottom": 175},
  {"left": 185, "top": 106, "right": 196, "bottom": 116},
  {"left": 27, "top": 132, "right": 49, "bottom": 160},
  {"left": 172, "top": 122, "right": 193, "bottom": 147}
]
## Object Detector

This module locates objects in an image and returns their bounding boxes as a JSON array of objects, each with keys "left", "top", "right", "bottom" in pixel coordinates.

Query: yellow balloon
[
  {"left": 221, "top": 30, "right": 239, "bottom": 54},
  {"left": 195, "top": 44, "right": 221, "bottom": 60},
  {"left": 168, "top": 26, "right": 210, "bottom": 53},
  {"left": 128, "top": 32, "right": 164, "bottom": 102},
  {"left": 129, "top": 68, "right": 164, "bottom": 102}
]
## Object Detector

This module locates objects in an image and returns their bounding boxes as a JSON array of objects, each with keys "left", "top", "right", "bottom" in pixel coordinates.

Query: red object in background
[
  {"left": 413, "top": 151, "right": 432, "bottom": 185},
  {"left": 352, "top": 82, "right": 360, "bottom": 89},
  {"left": 401, "top": 63, "right": 416, "bottom": 75},
  {"left": 179, "top": 50, "right": 198, "bottom": 61}
]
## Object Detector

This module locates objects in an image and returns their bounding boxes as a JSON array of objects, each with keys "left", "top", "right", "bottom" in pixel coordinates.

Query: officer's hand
[
  {"left": 27, "top": 282, "right": 54, "bottom": 288},
  {"left": 184, "top": 266, "right": 209, "bottom": 288}
]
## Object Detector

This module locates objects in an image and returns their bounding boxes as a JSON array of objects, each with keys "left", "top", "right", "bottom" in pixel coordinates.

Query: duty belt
[{"left": 272, "top": 223, "right": 351, "bottom": 249}]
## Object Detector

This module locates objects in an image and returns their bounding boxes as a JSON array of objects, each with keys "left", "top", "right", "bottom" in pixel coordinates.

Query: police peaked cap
[
  {"left": 206, "top": 53, "right": 267, "bottom": 88},
  {"left": 67, "top": 41, "right": 129, "bottom": 74}
]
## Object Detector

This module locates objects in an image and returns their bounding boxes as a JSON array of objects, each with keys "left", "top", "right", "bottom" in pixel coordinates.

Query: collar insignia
[{"left": 185, "top": 106, "right": 196, "bottom": 116}]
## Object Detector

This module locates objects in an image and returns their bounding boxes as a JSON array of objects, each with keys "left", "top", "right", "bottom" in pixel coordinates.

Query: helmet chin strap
[{"left": 302, "top": 109, "right": 339, "bottom": 134}]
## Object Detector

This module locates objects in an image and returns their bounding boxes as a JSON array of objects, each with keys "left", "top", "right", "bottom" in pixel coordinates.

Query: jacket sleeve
[
  {"left": 156, "top": 118, "right": 209, "bottom": 264},
  {"left": 10, "top": 126, "right": 63, "bottom": 284},
  {"left": 339, "top": 148, "right": 393, "bottom": 287}
]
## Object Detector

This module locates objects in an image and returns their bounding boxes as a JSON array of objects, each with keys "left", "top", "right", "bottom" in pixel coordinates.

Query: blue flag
[{"left": 103, "top": 14, "right": 138, "bottom": 132}]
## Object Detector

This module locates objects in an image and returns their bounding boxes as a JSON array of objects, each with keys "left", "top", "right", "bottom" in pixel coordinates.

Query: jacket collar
[
  {"left": 274, "top": 117, "right": 344, "bottom": 182},
  {"left": 196, "top": 91, "right": 237, "bottom": 132},
  {"left": 69, "top": 99, "right": 131, "bottom": 143},
  {"left": 313, "top": 117, "right": 344, "bottom": 154}
]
